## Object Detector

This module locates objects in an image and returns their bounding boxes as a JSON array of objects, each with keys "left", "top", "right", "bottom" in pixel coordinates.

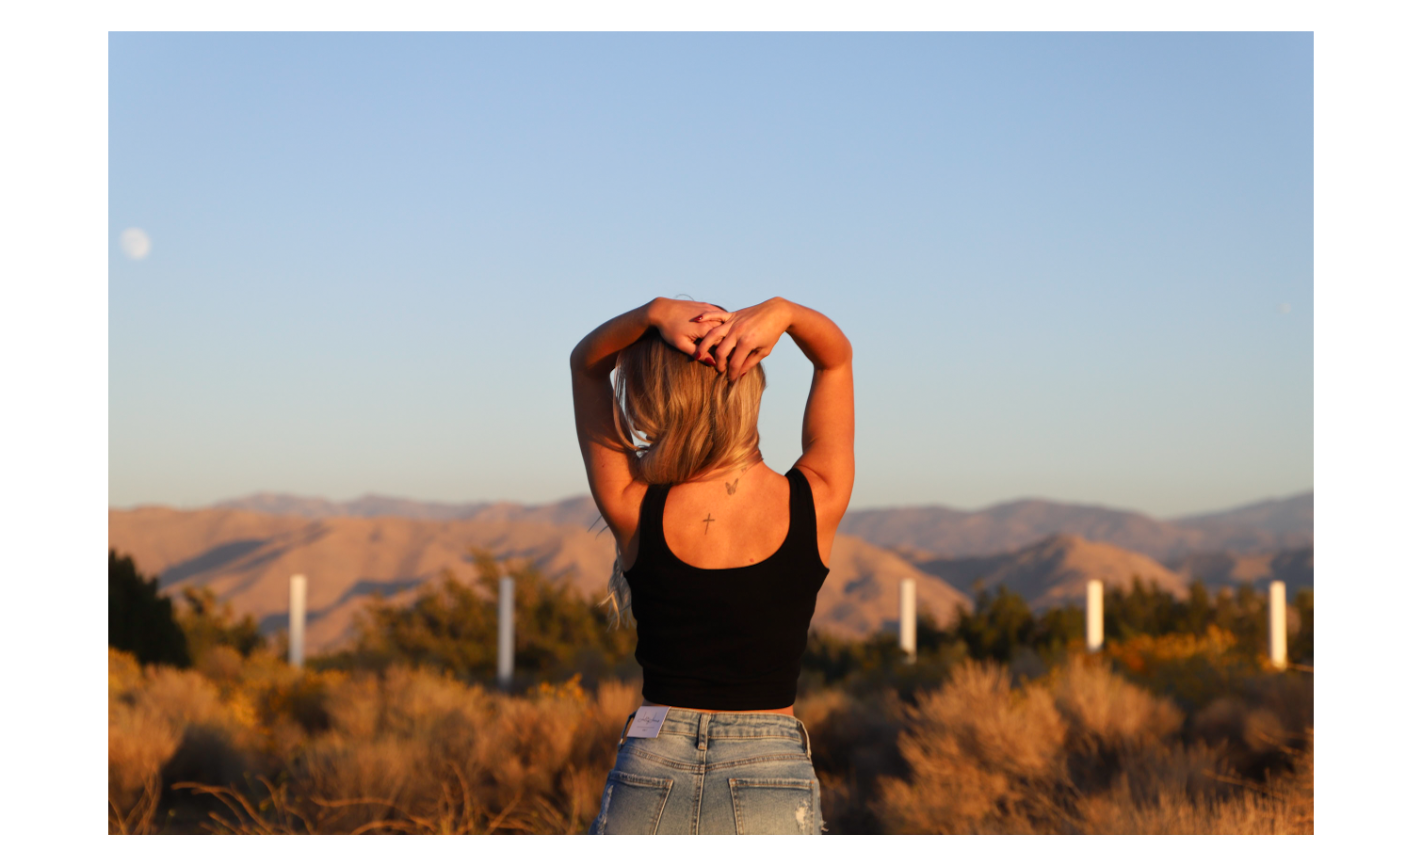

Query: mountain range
[
  {"left": 108, "top": 506, "right": 975, "bottom": 652},
  {"left": 111, "top": 490, "right": 1312, "bottom": 653},
  {"left": 838, "top": 493, "right": 1312, "bottom": 562},
  {"left": 212, "top": 490, "right": 1312, "bottom": 562},
  {"left": 210, "top": 492, "right": 605, "bottom": 526}
]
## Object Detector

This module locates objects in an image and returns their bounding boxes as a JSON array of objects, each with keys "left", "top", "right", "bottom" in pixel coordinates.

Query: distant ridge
[
  {"left": 840, "top": 493, "right": 1312, "bottom": 561},
  {"left": 207, "top": 489, "right": 1308, "bottom": 557},
  {"left": 1170, "top": 491, "right": 1313, "bottom": 527},
  {"left": 212, "top": 492, "right": 603, "bottom": 526},
  {"left": 206, "top": 490, "right": 1312, "bottom": 561},
  {"left": 1169, "top": 492, "right": 1314, "bottom": 551}
]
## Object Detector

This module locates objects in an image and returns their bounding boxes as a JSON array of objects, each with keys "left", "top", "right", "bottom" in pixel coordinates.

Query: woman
[{"left": 570, "top": 296, "right": 853, "bottom": 834}]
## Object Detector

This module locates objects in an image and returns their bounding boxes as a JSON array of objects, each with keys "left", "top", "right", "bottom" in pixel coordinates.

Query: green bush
[
  {"left": 803, "top": 579, "right": 1310, "bottom": 699},
  {"left": 323, "top": 549, "right": 637, "bottom": 686},
  {"left": 178, "top": 586, "right": 266, "bottom": 663}
]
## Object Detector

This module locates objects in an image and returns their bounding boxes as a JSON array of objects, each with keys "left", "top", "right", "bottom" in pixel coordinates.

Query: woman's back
[
  {"left": 625, "top": 466, "right": 829, "bottom": 711},
  {"left": 625, "top": 461, "right": 797, "bottom": 571}
]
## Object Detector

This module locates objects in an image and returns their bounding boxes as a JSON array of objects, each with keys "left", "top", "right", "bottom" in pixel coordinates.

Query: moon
[{"left": 120, "top": 228, "right": 151, "bottom": 260}]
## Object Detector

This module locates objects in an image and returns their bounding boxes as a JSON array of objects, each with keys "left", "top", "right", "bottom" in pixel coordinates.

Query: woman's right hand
[{"left": 691, "top": 298, "right": 794, "bottom": 381}]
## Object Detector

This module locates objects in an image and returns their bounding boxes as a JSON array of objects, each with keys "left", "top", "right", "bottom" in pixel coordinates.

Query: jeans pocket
[
  {"left": 728, "top": 777, "right": 819, "bottom": 835},
  {"left": 595, "top": 771, "right": 674, "bottom": 835}
]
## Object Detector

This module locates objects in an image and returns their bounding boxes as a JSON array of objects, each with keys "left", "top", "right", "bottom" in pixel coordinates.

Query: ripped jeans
[{"left": 589, "top": 708, "right": 824, "bottom": 835}]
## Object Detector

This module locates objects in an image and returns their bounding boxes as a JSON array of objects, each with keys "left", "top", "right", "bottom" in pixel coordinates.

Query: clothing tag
[{"left": 626, "top": 705, "right": 670, "bottom": 738}]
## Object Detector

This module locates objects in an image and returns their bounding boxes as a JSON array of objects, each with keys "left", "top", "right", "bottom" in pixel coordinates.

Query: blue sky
[{"left": 109, "top": 32, "right": 1312, "bottom": 517}]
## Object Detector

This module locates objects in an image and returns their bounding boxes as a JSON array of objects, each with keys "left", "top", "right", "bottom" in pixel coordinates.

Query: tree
[
  {"left": 1211, "top": 583, "right": 1267, "bottom": 656},
  {"left": 342, "top": 548, "right": 637, "bottom": 683},
  {"left": 1182, "top": 581, "right": 1213, "bottom": 635},
  {"left": 1291, "top": 588, "right": 1313, "bottom": 664},
  {"left": 1032, "top": 605, "right": 1083, "bottom": 657},
  {"left": 177, "top": 586, "right": 266, "bottom": 662},
  {"left": 1104, "top": 576, "right": 1183, "bottom": 639},
  {"left": 953, "top": 586, "right": 1035, "bottom": 662},
  {"left": 109, "top": 549, "right": 189, "bottom": 667}
]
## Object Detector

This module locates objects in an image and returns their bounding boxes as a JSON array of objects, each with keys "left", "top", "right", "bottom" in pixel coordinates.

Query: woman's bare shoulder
[
  {"left": 600, "top": 479, "right": 650, "bottom": 554},
  {"left": 791, "top": 461, "right": 851, "bottom": 528}
]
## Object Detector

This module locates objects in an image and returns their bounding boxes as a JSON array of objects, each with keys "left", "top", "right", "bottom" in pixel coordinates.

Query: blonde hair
[{"left": 601, "top": 330, "right": 768, "bottom": 627}]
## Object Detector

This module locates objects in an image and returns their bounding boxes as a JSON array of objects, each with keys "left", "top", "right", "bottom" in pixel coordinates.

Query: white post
[
  {"left": 899, "top": 579, "right": 917, "bottom": 663},
  {"left": 1269, "top": 580, "right": 1288, "bottom": 670},
  {"left": 1086, "top": 579, "right": 1104, "bottom": 653},
  {"left": 497, "top": 576, "right": 515, "bottom": 689},
  {"left": 288, "top": 574, "right": 307, "bottom": 668}
]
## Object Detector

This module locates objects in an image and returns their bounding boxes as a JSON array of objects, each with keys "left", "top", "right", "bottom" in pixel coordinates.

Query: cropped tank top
[{"left": 623, "top": 467, "right": 830, "bottom": 710}]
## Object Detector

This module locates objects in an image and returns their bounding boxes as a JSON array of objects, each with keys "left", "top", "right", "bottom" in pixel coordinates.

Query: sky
[{"left": 109, "top": 32, "right": 1313, "bottom": 518}]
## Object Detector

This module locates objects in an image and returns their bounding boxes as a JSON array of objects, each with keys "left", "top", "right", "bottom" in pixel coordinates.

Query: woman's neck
[{"left": 683, "top": 450, "right": 763, "bottom": 485}]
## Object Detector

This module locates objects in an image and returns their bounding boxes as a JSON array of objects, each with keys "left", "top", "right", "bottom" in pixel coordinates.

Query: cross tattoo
[{"left": 702, "top": 513, "right": 715, "bottom": 534}]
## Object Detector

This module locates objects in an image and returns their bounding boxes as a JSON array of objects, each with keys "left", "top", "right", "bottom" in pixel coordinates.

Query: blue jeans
[{"left": 590, "top": 708, "right": 825, "bottom": 834}]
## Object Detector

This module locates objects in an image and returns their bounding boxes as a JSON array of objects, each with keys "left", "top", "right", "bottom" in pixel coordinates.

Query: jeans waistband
[{"left": 618, "top": 707, "right": 811, "bottom": 757}]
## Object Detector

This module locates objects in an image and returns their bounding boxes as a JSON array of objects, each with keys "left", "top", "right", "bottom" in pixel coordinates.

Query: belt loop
[
  {"left": 697, "top": 713, "right": 710, "bottom": 751},
  {"left": 617, "top": 712, "right": 635, "bottom": 746},
  {"left": 798, "top": 719, "right": 812, "bottom": 759}
]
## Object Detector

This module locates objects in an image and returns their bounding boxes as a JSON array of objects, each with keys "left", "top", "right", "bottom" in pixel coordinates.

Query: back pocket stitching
[
  {"left": 728, "top": 778, "right": 815, "bottom": 835},
  {"left": 604, "top": 772, "right": 674, "bottom": 834}
]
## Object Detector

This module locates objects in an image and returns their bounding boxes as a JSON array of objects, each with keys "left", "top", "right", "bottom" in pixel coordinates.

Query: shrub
[
  {"left": 109, "top": 550, "right": 189, "bottom": 668},
  {"left": 178, "top": 587, "right": 266, "bottom": 663},
  {"left": 109, "top": 649, "right": 180, "bottom": 832},
  {"left": 335, "top": 550, "right": 636, "bottom": 685},
  {"left": 876, "top": 661, "right": 1070, "bottom": 833},
  {"left": 175, "top": 669, "right": 641, "bottom": 834},
  {"left": 869, "top": 656, "right": 1304, "bottom": 834},
  {"left": 1291, "top": 588, "right": 1313, "bottom": 664},
  {"left": 112, "top": 643, "right": 1311, "bottom": 834},
  {"left": 797, "top": 687, "right": 908, "bottom": 833}
]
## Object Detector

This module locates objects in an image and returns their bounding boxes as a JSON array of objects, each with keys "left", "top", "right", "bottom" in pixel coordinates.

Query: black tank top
[{"left": 623, "top": 467, "right": 830, "bottom": 710}]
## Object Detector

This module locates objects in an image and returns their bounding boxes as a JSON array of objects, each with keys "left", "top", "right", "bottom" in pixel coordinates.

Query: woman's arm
[
  {"left": 692, "top": 298, "right": 855, "bottom": 533},
  {"left": 570, "top": 298, "right": 724, "bottom": 543}
]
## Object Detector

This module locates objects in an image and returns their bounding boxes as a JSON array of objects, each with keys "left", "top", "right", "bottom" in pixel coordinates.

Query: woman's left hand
[
  {"left": 649, "top": 298, "right": 729, "bottom": 358},
  {"left": 692, "top": 298, "right": 793, "bottom": 381}
]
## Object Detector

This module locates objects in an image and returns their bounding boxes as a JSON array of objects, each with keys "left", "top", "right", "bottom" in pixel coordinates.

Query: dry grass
[
  {"left": 874, "top": 657, "right": 1311, "bottom": 833},
  {"left": 109, "top": 650, "right": 173, "bottom": 833},
  {"left": 108, "top": 648, "right": 640, "bottom": 833},
  {"left": 257, "top": 668, "right": 638, "bottom": 834},
  {"left": 1079, "top": 729, "right": 1312, "bottom": 833},
  {"left": 109, "top": 647, "right": 1310, "bottom": 834}
]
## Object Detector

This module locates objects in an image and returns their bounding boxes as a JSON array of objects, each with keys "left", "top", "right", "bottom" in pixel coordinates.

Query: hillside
[
  {"left": 1170, "top": 547, "right": 1314, "bottom": 596},
  {"left": 109, "top": 507, "right": 621, "bottom": 653},
  {"left": 814, "top": 535, "right": 971, "bottom": 636},
  {"left": 915, "top": 533, "right": 1191, "bottom": 612}
]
